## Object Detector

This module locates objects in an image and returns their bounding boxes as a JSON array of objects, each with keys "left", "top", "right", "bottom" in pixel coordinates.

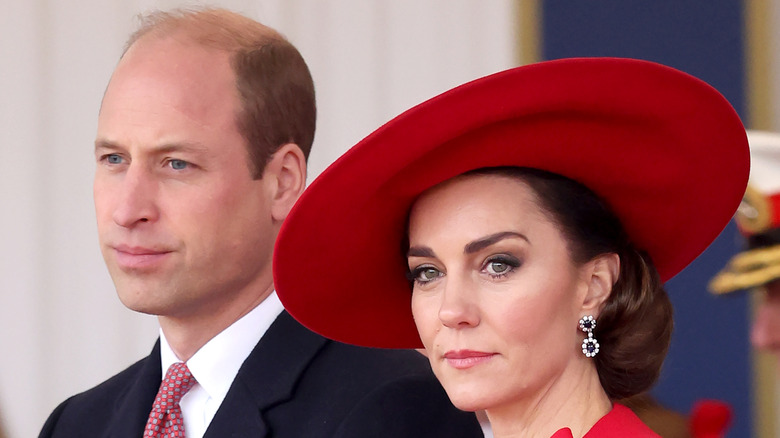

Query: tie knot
[
  {"left": 152, "top": 362, "right": 196, "bottom": 413},
  {"left": 144, "top": 362, "right": 197, "bottom": 437}
]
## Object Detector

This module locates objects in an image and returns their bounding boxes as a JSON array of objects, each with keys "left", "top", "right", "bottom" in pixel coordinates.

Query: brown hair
[
  {"left": 468, "top": 167, "right": 673, "bottom": 399},
  {"left": 123, "top": 8, "right": 316, "bottom": 178}
]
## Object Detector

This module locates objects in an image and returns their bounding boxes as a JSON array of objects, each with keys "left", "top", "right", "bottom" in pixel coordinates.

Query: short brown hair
[
  {"left": 124, "top": 8, "right": 316, "bottom": 178},
  {"left": 468, "top": 167, "right": 673, "bottom": 399}
]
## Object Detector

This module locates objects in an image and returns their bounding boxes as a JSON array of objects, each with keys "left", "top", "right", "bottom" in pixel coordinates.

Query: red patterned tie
[{"left": 143, "top": 362, "right": 197, "bottom": 438}]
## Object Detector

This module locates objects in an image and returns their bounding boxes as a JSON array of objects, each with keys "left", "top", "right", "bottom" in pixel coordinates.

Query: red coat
[{"left": 551, "top": 404, "right": 659, "bottom": 438}]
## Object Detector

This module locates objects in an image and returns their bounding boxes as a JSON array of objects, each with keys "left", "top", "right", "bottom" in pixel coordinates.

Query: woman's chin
[{"left": 443, "top": 387, "right": 493, "bottom": 413}]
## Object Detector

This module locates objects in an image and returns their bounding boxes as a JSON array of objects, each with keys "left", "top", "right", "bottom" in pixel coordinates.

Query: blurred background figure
[
  {"left": 709, "top": 130, "right": 780, "bottom": 437},
  {"left": 711, "top": 131, "right": 780, "bottom": 361}
]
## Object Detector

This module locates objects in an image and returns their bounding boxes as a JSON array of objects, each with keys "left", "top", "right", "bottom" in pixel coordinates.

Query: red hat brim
[{"left": 274, "top": 57, "right": 750, "bottom": 348}]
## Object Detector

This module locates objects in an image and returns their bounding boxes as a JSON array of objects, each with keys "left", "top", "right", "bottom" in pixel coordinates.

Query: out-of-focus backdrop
[{"left": 0, "top": 1, "right": 775, "bottom": 437}]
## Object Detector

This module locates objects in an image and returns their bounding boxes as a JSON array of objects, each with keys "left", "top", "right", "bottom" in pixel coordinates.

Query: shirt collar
[{"left": 159, "top": 291, "right": 284, "bottom": 405}]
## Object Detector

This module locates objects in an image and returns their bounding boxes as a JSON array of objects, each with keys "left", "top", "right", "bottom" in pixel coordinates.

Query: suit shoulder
[
  {"left": 66, "top": 355, "right": 150, "bottom": 403},
  {"left": 39, "top": 355, "right": 153, "bottom": 437},
  {"left": 321, "top": 341, "right": 432, "bottom": 378},
  {"left": 305, "top": 343, "right": 483, "bottom": 437},
  {"left": 334, "top": 373, "right": 484, "bottom": 437}
]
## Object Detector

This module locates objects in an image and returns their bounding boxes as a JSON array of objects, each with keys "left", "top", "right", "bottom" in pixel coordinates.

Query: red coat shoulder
[
  {"left": 585, "top": 404, "right": 660, "bottom": 437},
  {"left": 550, "top": 404, "right": 660, "bottom": 438}
]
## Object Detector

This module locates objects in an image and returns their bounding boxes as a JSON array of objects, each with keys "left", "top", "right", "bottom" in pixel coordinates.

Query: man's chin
[
  {"left": 114, "top": 282, "right": 171, "bottom": 316},
  {"left": 117, "top": 296, "right": 164, "bottom": 316}
]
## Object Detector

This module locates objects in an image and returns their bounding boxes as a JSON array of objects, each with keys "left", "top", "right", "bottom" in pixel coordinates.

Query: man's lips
[
  {"left": 112, "top": 245, "right": 172, "bottom": 270},
  {"left": 442, "top": 350, "right": 496, "bottom": 369}
]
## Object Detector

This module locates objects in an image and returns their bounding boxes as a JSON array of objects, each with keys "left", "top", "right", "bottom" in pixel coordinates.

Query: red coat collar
[{"left": 551, "top": 404, "right": 659, "bottom": 438}]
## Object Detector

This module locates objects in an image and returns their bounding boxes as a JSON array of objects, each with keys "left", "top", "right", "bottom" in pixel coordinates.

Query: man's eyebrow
[
  {"left": 94, "top": 139, "right": 210, "bottom": 154},
  {"left": 94, "top": 139, "right": 121, "bottom": 152},
  {"left": 464, "top": 231, "right": 528, "bottom": 254},
  {"left": 153, "top": 142, "right": 210, "bottom": 155}
]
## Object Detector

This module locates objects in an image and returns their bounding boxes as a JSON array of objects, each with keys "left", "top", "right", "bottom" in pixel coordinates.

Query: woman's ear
[
  {"left": 581, "top": 253, "right": 620, "bottom": 315},
  {"left": 264, "top": 143, "right": 307, "bottom": 223}
]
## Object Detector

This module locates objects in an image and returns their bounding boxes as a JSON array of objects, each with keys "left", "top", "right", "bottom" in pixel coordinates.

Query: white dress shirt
[{"left": 158, "top": 291, "right": 284, "bottom": 438}]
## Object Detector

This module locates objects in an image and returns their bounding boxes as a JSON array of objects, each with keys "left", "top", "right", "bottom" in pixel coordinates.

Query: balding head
[{"left": 119, "top": 8, "right": 316, "bottom": 178}]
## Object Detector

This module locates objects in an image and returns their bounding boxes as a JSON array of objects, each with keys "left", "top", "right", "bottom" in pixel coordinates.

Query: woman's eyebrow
[
  {"left": 464, "top": 231, "right": 528, "bottom": 254},
  {"left": 407, "top": 246, "right": 436, "bottom": 258}
]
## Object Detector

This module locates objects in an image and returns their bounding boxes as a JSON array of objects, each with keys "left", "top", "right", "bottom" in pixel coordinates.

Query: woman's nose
[{"left": 438, "top": 277, "right": 480, "bottom": 329}]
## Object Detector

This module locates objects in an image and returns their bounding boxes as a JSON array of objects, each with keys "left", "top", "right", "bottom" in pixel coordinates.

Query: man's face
[
  {"left": 751, "top": 280, "right": 780, "bottom": 362},
  {"left": 94, "top": 36, "right": 276, "bottom": 322}
]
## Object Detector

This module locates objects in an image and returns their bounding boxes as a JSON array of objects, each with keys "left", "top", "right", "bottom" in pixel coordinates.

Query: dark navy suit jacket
[{"left": 39, "top": 311, "right": 483, "bottom": 437}]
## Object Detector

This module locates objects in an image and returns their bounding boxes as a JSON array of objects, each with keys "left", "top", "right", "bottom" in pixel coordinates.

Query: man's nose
[{"left": 111, "top": 164, "right": 160, "bottom": 228}]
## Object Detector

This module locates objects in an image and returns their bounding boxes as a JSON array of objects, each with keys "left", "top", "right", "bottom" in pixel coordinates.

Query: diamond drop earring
[{"left": 579, "top": 315, "right": 599, "bottom": 358}]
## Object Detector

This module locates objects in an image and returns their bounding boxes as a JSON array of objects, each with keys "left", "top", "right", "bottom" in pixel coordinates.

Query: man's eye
[
  {"left": 106, "top": 154, "right": 123, "bottom": 164},
  {"left": 168, "top": 159, "right": 189, "bottom": 170}
]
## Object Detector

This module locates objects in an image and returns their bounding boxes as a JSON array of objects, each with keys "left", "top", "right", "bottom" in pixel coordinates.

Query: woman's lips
[{"left": 443, "top": 350, "right": 496, "bottom": 369}]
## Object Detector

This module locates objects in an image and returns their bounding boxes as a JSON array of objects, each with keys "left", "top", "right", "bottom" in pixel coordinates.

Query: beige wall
[{"left": 0, "top": 1, "right": 521, "bottom": 436}]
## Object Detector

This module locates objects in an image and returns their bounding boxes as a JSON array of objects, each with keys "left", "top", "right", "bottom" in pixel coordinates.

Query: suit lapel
[
  {"left": 108, "top": 341, "right": 163, "bottom": 438},
  {"left": 204, "top": 311, "right": 328, "bottom": 437}
]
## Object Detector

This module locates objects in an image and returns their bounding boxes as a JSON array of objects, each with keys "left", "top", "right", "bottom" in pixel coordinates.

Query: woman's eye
[
  {"left": 408, "top": 266, "right": 443, "bottom": 284},
  {"left": 483, "top": 255, "right": 520, "bottom": 277},
  {"left": 486, "top": 261, "right": 510, "bottom": 275}
]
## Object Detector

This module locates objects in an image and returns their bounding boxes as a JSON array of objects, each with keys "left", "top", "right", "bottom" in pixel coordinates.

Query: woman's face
[{"left": 408, "top": 174, "right": 594, "bottom": 413}]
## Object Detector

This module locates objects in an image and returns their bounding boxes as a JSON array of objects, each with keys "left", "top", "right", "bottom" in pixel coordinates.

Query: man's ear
[
  {"left": 580, "top": 253, "right": 620, "bottom": 315},
  {"left": 264, "top": 143, "right": 307, "bottom": 223}
]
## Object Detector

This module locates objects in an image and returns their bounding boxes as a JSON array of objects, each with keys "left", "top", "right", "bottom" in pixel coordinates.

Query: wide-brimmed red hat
[{"left": 274, "top": 57, "right": 749, "bottom": 349}]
